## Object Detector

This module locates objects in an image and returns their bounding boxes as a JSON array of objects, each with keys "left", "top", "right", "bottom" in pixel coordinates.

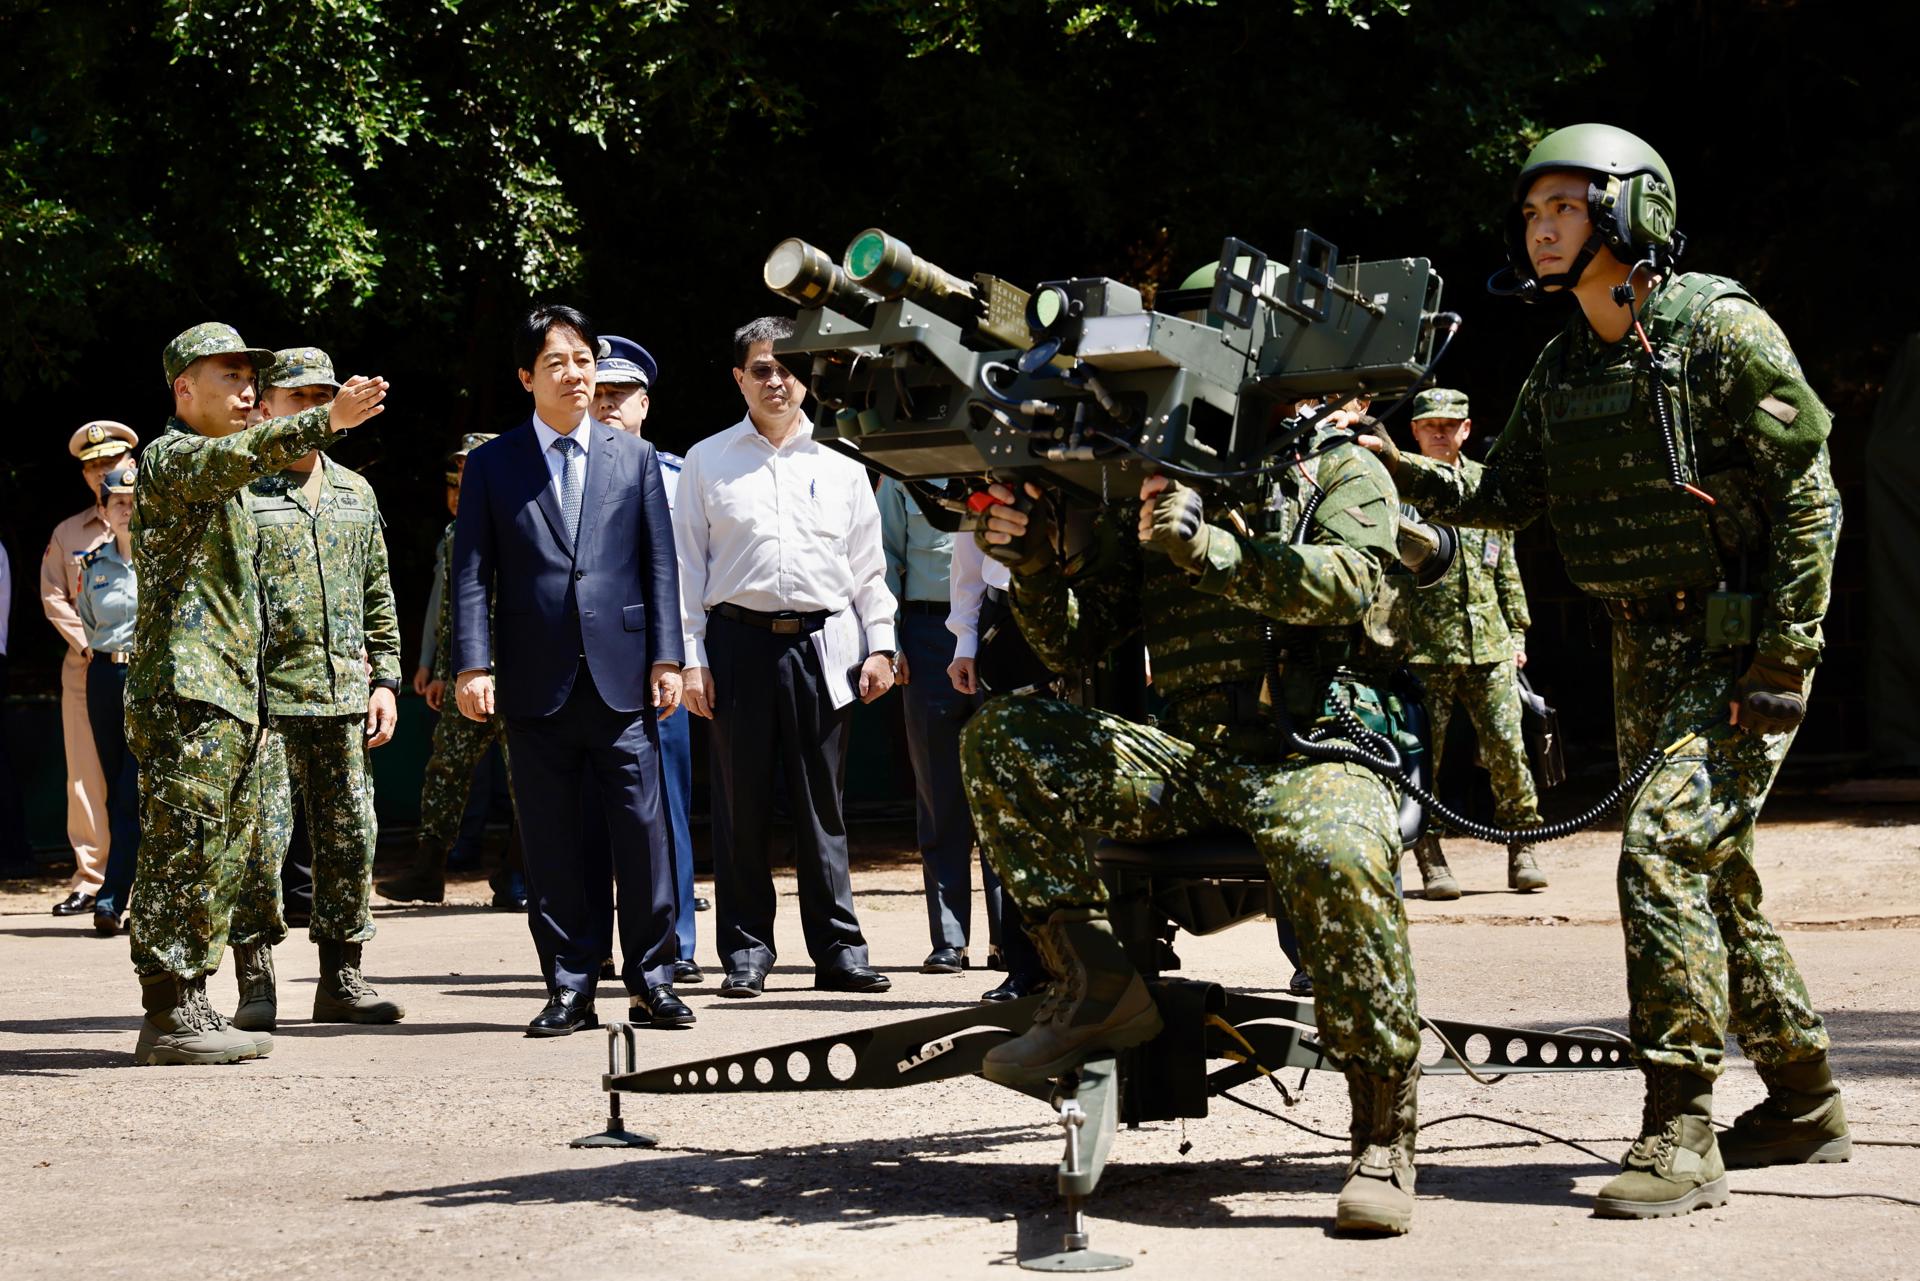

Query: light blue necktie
[{"left": 552, "top": 434, "right": 583, "bottom": 543}]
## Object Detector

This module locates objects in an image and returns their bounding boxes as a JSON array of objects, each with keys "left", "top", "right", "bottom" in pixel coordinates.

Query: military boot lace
[{"left": 180, "top": 980, "right": 225, "bottom": 1034}]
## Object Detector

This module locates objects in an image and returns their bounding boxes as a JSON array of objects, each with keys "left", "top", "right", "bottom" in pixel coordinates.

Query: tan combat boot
[
  {"left": 979, "top": 907, "right": 1162, "bottom": 1088},
  {"left": 1335, "top": 1064, "right": 1419, "bottom": 1234},
  {"left": 1409, "top": 834, "right": 1459, "bottom": 901},
  {"left": 231, "top": 942, "right": 278, "bottom": 1032},
  {"left": 134, "top": 974, "right": 268, "bottom": 1066},
  {"left": 1507, "top": 841, "right": 1547, "bottom": 892},
  {"left": 1720, "top": 1056, "right": 1851, "bottom": 1168},
  {"left": 313, "top": 941, "right": 406, "bottom": 1024},
  {"left": 1594, "top": 1066, "right": 1728, "bottom": 1218}
]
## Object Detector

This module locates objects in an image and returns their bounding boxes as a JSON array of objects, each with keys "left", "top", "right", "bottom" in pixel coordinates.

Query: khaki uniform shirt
[{"left": 42, "top": 506, "right": 112, "bottom": 656}]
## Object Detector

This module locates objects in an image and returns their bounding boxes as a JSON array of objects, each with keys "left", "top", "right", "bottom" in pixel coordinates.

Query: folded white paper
[{"left": 811, "top": 605, "right": 866, "bottom": 709}]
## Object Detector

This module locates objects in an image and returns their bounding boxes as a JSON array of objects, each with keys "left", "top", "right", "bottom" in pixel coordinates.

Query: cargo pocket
[{"left": 149, "top": 769, "right": 226, "bottom": 825}]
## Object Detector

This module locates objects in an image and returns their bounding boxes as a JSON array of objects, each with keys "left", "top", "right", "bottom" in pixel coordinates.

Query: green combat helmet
[{"left": 1496, "top": 123, "right": 1681, "bottom": 299}]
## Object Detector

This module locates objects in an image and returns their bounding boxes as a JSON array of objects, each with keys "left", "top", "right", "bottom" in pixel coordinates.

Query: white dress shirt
[
  {"left": 675, "top": 416, "right": 897, "bottom": 669},
  {"left": 945, "top": 532, "right": 1011, "bottom": 661},
  {"left": 532, "top": 411, "right": 592, "bottom": 497}
]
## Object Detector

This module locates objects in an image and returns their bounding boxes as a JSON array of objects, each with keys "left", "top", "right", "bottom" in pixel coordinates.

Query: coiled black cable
[{"left": 1290, "top": 695, "right": 1667, "bottom": 845}]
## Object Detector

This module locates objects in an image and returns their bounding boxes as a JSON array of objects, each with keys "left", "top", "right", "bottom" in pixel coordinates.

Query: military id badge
[{"left": 1482, "top": 536, "right": 1502, "bottom": 568}]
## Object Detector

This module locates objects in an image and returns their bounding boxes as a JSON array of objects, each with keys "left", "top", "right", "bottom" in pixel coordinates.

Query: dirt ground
[{"left": 3, "top": 812, "right": 1917, "bottom": 1280}]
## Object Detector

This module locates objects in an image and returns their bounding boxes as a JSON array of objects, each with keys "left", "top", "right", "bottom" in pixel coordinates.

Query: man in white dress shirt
[{"left": 676, "top": 316, "right": 897, "bottom": 997}]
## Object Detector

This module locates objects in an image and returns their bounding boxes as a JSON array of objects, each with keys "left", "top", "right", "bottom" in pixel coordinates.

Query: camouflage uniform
[
  {"left": 962, "top": 430, "right": 1421, "bottom": 1075},
  {"left": 127, "top": 394, "right": 338, "bottom": 980},
  {"left": 1404, "top": 455, "right": 1540, "bottom": 831},
  {"left": 1395, "top": 274, "right": 1838, "bottom": 1077},
  {"left": 418, "top": 520, "right": 510, "bottom": 846},
  {"left": 230, "top": 458, "right": 401, "bottom": 946}
]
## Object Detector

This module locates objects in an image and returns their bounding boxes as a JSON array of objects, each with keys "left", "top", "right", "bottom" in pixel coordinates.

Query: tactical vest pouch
[{"left": 1705, "top": 590, "right": 1755, "bottom": 648}]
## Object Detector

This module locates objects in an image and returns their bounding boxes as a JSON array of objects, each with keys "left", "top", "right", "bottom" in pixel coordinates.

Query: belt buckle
[{"left": 771, "top": 618, "right": 801, "bottom": 635}]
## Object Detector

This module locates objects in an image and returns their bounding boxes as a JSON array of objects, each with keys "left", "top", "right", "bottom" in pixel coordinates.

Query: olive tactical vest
[
  {"left": 1141, "top": 432, "right": 1387, "bottom": 725},
  {"left": 1540, "top": 273, "right": 1749, "bottom": 599}
]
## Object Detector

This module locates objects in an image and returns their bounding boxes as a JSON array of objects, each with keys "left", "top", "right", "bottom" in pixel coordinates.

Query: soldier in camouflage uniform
[
  {"left": 374, "top": 433, "right": 523, "bottom": 908},
  {"left": 963, "top": 425, "right": 1425, "bottom": 1236},
  {"left": 127, "top": 322, "right": 386, "bottom": 1066},
  {"left": 1360, "top": 124, "right": 1848, "bottom": 1218},
  {"left": 228, "top": 348, "right": 406, "bottom": 1030},
  {"left": 1398, "top": 388, "right": 1546, "bottom": 898}
]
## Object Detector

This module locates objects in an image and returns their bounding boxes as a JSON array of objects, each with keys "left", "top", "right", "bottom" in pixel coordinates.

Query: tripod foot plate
[{"left": 1019, "top": 1249, "right": 1132, "bottom": 1272}]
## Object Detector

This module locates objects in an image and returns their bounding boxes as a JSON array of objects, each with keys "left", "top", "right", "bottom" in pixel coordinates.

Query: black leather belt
[
  {"left": 901, "top": 600, "right": 948, "bottom": 616},
  {"left": 712, "top": 602, "right": 830, "bottom": 635},
  {"left": 1603, "top": 589, "right": 1700, "bottom": 624}
]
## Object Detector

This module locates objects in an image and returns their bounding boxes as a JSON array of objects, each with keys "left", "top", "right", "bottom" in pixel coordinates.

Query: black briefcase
[{"left": 1515, "top": 670, "right": 1568, "bottom": 790}]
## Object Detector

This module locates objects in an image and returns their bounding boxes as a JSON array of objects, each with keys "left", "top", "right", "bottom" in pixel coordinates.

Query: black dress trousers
[
  {"left": 706, "top": 610, "right": 869, "bottom": 976},
  {"left": 505, "top": 662, "right": 676, "bottom": 994}
]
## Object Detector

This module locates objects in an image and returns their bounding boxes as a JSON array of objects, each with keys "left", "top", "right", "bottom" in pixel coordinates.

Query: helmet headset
[{"left": 1489, "top": 123, "right": 1684, "bottom": 301}]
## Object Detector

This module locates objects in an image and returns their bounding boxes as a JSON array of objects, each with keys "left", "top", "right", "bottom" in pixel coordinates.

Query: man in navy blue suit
[{"left": 451, "top": 304, "right": 692, "bottom": 1035}]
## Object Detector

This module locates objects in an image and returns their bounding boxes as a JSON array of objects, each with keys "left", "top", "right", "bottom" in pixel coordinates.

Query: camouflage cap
[
  {"left": 451, "top": 432, "right": 497, "bottom": 459},
  {"left": 264, "top": 346, "right": 341, "bottom": 390},
  {"left": 1409, "top": 388, "right": 1470, "bottom": 421},
  {"left": 69, "top": 420, "right": 139, "bottom": 462},
  {"left": 445, "top": 432, "right": 497, "bottom": 482},
  {"left": 162, "top": 322, "right": 275, "bottom": 386},
  {"left": 98, "top": 465, "right": 137, "bottom": 501}
]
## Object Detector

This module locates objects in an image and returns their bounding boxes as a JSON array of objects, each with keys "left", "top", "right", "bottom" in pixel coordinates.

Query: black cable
[
  {"left": 1218, "top": 1091, "right": 1920, "bottom": 1207},
  {"left": 1363, "top": 311, "right": 1463, "bottom": 426},
  {"left": 1291, "top": 693, "right": 1666, "bottom": 846}
]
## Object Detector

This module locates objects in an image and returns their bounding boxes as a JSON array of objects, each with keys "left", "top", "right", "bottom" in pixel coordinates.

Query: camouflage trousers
[
  {"left": 418, "top": 703, "right": 509, "bottom": 846},
  {"left": 1613, "top": 619, "right": 1828, "bottom": 1077},
  {"left": 231, "top": 716, "right": 378, "bottom": 947},
  {"left": 1411, "top": 660, "right": 1542, "bottom": 828},
  {"left": 960, "top": 696, "right": 1419, "bottom": 1074},
  {"left": 126, "top": 697, "right": 267, "bottom": 980}
]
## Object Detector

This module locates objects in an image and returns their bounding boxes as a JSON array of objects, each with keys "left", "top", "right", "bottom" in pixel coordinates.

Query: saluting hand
[{"left": 328, "top": 375, "right": 390, "bottom": 433}]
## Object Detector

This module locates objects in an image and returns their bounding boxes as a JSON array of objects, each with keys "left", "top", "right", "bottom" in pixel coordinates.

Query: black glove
[
  {"left": 976, "top": 491, "right": 1057, "bottom": 576},
  {"left": 1141, "top": 480, "right": 1212, "bottom": 573},
  {"left": 1733, "top": 654, "right": 1808, "bottom": 735},
  {"left": 1353, "top": 415, "right": 1405, "bottom": 477}
]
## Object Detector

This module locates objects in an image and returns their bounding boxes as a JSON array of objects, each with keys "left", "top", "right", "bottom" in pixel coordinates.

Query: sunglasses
[{"left": 745, "top": 361, "right": 795, "bottom": 383}]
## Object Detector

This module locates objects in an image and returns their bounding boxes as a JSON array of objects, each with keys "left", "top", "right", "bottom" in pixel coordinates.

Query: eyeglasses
[{"left": 745, "top": 362, "right": 794, "bottom": 384}]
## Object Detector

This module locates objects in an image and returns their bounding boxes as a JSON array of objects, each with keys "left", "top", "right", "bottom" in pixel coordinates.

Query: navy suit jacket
[{"left": 451, "top": 418, "right": 683, "bottom": 720}]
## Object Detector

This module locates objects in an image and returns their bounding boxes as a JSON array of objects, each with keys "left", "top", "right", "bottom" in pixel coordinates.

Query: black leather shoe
[
  {"left": 694, "top": 897, "right": 711, "bottom": 912},
  {"left": 633, "top": 984, "right": 696, "bottom": 1028},
  {"left": 981, "top": 972, "right": 1046, "bottom": 1003},
  {"left": 526, "top": 988, "right": 597, "bottom": 1037},
  {"left": 492, "top": 870, "right": 528, "bottom": 912},
  {"left": 92, "top": 909, "right": 123, "bottom": 937},
  {"left": 52, "top": 891, "right": 96, "bottom": 917},
  {"left": 671, "top": 959, "right": 704, "bottom": 985},
  {"left": 921, "top": 947, "right": 966, "bottom": 974},
  {"left": 815, "top": 965, "right": 891, "bottom": 994},
  {"left": 719, "top": 968, "right": 765, "bottom": 998},
  {"left": 1287, "top": 968, "right": 1315, "bottom": 997}
]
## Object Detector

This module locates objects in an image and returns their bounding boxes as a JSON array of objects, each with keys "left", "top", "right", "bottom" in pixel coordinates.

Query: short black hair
[
  {"left": 732, "top": 315, "right": 794, "bottom": 369},
  {"left": 515, "top": 303, "right": 598, "bottom": 374}
]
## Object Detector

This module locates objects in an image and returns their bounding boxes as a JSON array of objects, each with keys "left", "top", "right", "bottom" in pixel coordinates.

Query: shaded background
[{"left": 3, "top": 0, "right": 1914, "bottom": 845}]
